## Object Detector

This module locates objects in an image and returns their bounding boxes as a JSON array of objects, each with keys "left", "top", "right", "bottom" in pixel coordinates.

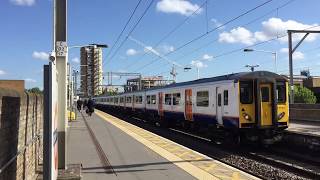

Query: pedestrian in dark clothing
[
  {"left": 77, "top": 99, "right": 83, "bottom": 111},
  {"left": 86, "top": 98, "right": 95, "bottom": 116}
]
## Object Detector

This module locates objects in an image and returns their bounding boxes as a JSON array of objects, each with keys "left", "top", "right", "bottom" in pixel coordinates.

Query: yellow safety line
[{"left": 95, "top": 110, "right": 260, "bottom": 180}]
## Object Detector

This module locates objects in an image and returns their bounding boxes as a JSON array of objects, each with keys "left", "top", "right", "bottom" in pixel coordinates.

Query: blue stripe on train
[{"left": 146, "top": 109, "right": 239, "bottom": 128}]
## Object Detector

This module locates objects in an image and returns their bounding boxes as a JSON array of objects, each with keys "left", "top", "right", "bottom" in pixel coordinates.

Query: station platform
[
  {"left": 67, "top": 109, "right": 259, "bottom": 180},
  {"left": 287, "top": 120, "right": 320, "bottom": 137}
]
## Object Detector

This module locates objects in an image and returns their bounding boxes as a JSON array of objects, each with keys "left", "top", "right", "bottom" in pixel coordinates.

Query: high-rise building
[{"left": 80, "top": 46, "right": 103, "bottom": 97}]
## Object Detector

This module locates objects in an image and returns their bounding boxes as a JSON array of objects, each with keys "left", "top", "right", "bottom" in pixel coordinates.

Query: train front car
[{"left": 236, "top": 71, "right": 289, "bottom": 144}]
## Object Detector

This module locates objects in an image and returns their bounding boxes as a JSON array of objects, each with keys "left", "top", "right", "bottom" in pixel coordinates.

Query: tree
[
  {"left": 26, "top": 87, "right": 42, "bottom": 94},
  {"left": 292, "top": 86, "right": 317, "bottom": 104}
]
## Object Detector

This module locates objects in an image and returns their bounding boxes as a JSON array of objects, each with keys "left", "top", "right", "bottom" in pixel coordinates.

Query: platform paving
[
  {"left": 287, "top": 120, "right": 320, "bottom": 137},
  {"left": 67, "top": 111, "right": 196, "bottom": 180}
]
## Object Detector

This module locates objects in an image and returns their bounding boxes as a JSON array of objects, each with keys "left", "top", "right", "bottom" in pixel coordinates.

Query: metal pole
[
  {"left": 197, "top": 67, "right": 200, "bottom": 79},
  {"left": 55, "top": 0, "right": 67, "bottom": 169},
  {"left": 288, "top": 31, "right": 294, "bottom": 103},
  {"left": 274, "top": 52, "right": 277, "bottom": 73}
]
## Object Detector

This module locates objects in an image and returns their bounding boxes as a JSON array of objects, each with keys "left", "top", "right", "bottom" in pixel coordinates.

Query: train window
[
  {"left": 147, "top": 96, "right": 151, "bottom": 104},
  {"left": 240, "top": 81, "right": 253, "bottom": 104},
  {"left": 115, "top": 98, "right": 118, "bottom": 104},
  {"left": 151, "top": 95, "right": 156, "bottom": 104},
  {"left": 137, "top": 96, "right": 142, "bottom": 104},
  {"left": 224, "top": 90, "right": 228, "bottom": 106},
  {"left": 165, "top": 94, "right": 172, "bottom": 105},
  {"left": 126, "top": 97, "right": 132, "bottom": 103},
  {"left": 218, "top": 94, "right": 221, "bottom": 106},
  {"left": 277, "top": 81, "right": 286, "bottom": 103},
  {"left": 261, "top": 87, "right": 269, "bottom": 102},
  {"left": 173, "top": 93, "right": 181, "bottom": 105},
  {"left": 120, "top": 97, "right": 124, "bottom": 103},
  {"left": 196, "top": 91, "right": 209, "bottom": 107}
]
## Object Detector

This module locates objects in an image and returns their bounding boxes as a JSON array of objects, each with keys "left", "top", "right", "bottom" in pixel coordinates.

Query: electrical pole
[
  {"left": 287, "top": 29, "right": 320, "bottom": 103},
  {"left": 55, "top": 0, "right": 67, "bottom": 169}
]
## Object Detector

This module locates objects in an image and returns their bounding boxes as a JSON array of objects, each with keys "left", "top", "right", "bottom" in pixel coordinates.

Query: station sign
[{"left": 56, "top": 41, "right": 67, "bottom": 57}]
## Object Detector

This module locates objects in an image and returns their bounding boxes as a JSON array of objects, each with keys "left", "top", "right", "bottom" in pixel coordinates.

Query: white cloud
[
  {"left": 191, "top": 60, "right": 207, "bottom": 68},
  {"left": 32, "top": 51, "right": 49, "bottom": 61},
  {"left": 255, "top": 18, "right": 319, "bottom": 42},
  {"left": 71, "top": 57, "right": 80, "bottom": 63},
  {"left": 219, "top": 27, "right": 256, "bottom": 45},
  {"left": 211, "top": 18, "right": 224, "bottom": 29},
  {"left": 280, "top": 48, "right": 304, "bottom": 60},
  {"left": 25, "top": 78, "right": 37, "bottom": 83},
  {"left": 156, "top": 0, "right": 202, "bottom": 16},
  {"left": 0, "top": 70, "right": 6, "bottom": 75},
  {"left": 202, "top": 54, "right": 213, "bottom": 60},
  {"left": 144, "top": 46, "right": 161, "bottom": 56},
  {"left": 219, "top": 18, "right": 320, "bottom": 45},
  {"left": 126, "top": 48, "right": 138, "bottom": 56},
  {"left": 10, "top": 0, "right": 35, "bottom": 6},
  {"left": 159, "top": 44, "right": 175, "bottom": 53}
]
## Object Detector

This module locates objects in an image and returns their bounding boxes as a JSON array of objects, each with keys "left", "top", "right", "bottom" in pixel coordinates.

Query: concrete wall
[
  {"left": 0, "top": 88, "right": 43, "bottom": 180},
  {"left": 290, "top": 103, "right": 320, "bottom": 121}
]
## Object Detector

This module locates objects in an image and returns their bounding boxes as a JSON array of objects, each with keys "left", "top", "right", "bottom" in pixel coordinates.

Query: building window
[
  {"left": 172, "top": 93, "right": 181, "bottom": 105},
  {"left": 196, "top": 91, "right": 209, "bottom": 107},
  {"left": 224, "top": 90, "right": 228, "bottom": 106},
  {"left": 151, "top": 95, "right": 156, "bottom": 104},
  {"left": 165, "top": 94, "right": 172, "bottom": 105},
  {"left": 147, "top": 96, "right": 151, "bottom": 104}
]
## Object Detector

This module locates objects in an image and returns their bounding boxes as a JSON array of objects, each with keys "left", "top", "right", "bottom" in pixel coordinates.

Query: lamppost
[
  {"left": 245, "top": 64, "right": 259, "bottom": 72},
  {"left": 243, "top": 48, "right": 277, "bottom": 73}
]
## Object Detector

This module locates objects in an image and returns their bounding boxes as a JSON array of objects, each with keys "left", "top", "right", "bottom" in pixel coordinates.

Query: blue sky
[{"left": 1, "top": 0, "right": 320, "bottom": 89}]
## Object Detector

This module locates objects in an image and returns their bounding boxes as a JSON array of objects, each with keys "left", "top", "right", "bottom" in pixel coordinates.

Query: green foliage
[
  {"left": 26, "top": 87, "right": 42, "bottom": 94},
  {"left": 291, "top": 86, "right": 317, "bottom": 104}
]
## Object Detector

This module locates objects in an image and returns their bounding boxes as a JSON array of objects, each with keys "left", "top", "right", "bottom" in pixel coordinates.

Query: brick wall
[{"left": 0, "top": 88, "right": 43, "bottom": 180}]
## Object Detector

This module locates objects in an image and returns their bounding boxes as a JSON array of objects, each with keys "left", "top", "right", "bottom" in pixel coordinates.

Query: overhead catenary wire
[
  {"left": 131, "top": 0, "right": 274, "bottom": 73},
  {"left": 104, "top": 0, "right": 155, "bottom": 68},
  {"left": 153, "top": 24, "right": 320, "bottom": 78},
  {"left": 142, "top": 0, "right": 297, "bottom": 75},
  {"left": 122, "top": 0, "right": 207, "bottom": 71},
  {"left": 104, "top": 0, "right": 143, "bottom": 62}
]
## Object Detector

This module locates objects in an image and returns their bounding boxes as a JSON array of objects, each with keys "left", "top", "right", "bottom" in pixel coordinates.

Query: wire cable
[
  {"left": 104, "top": 0, "right": 155, "bottom": 68},
  {"left": 105, "top": 0, "right": 143, "bottom": 61}
]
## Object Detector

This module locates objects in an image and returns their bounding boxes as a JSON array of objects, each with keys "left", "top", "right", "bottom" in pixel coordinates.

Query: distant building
[
  {"left": 0, "top": 80, "right": 25, "bottom": 94},
  {"left": 80, "top": 46, "right": 103, "bottom": 97},
  {"left": 125, "top": 76, "right": 174, "bottom": 92}
]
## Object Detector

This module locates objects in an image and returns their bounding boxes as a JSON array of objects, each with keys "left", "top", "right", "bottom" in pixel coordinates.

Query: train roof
[
  {"left": 148, "top": 71, "right": 287, "bottom": 90},
  {"left": 96, "top": 71, "right": 286, "bottom": 97}
]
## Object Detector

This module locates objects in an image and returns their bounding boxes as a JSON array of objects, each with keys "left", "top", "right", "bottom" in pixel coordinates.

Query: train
[{"left": 94, "top": 71, "right": 289, "bottom": 144}]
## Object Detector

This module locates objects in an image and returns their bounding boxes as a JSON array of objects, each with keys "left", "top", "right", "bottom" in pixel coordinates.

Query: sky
[{"left": 1, "top": 0, "right": 320, "bottom": 89}]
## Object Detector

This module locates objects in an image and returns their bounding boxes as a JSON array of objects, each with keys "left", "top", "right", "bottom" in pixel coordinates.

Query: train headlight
[
  {"left": 242, "top": 113, "right": 251, "bottom": 121},
  {"left": 278, "top": 112, "right": 285, "bottom": 120}
]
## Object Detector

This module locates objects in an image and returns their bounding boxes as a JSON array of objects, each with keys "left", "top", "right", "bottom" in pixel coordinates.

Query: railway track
[{"left": 100, "top": 109, "right": 319, "bottom": 180}]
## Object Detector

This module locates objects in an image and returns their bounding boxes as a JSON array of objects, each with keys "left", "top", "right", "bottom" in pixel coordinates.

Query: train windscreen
[
  {"left": 240, "top": 81, "right": 253, "bottom": 104},
  {"left": 276, "top": 81, "right": 286, "bottom": 103}
]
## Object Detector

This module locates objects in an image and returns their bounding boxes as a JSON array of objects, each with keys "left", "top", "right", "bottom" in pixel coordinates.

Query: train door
[
  {"left": 216, "top": 87, "right": 223, "bottom": 124},
  {"left": 260, "top": 83, "right": 272, "bottom": 126},
  {"left": 185, "top": 89, "right": 193, "bottom": 121},
  {"left": 158, "top": 92, "right": 164, "bottom": 117}
]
